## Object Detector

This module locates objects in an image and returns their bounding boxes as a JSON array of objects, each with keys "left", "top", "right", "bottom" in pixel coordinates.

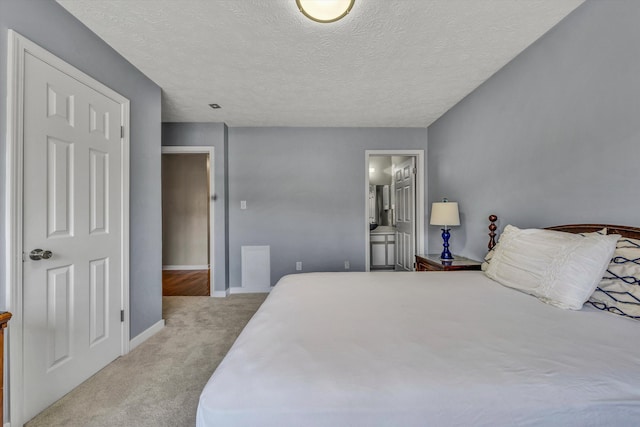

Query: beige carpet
[{"left": 26, "top": 294, "right": 267, "bottom": 427}]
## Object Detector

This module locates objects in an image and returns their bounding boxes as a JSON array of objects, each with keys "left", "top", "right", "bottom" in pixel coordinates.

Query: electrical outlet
[
  {"left": 296, "top": 261, "right": 302, "bottom": 271},
  {"left": 344, "top": 261, "right": 350, "bottom": 270},
  {"left": 240, "top": 200, "right": 247, "bottom": 210}
]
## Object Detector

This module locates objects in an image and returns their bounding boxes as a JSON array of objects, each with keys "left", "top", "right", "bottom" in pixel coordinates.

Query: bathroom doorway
[
  {"left": 365, "top": 150, "right": 424, "bottom": 272},
  {"left": 162, "top": 146, "right": 215, "bottom": 295}
]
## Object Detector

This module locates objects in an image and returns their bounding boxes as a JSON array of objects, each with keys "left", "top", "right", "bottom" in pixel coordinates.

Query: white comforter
[{"left": 197, "top": 272, "right": 640, "bottom": 426}]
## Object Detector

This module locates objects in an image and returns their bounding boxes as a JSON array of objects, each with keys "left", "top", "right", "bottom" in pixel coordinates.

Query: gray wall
[
  {"left": 162, "top": 154, "right": 209, "bottom": 266},
  {"left": 0, "top": 0, "right": 163, "bottom": 338},
  {"left": 228, "top": 127, "right": 428, "bottom": 287},
  {"left": 162, "top": 123, "right": 229, "bottom": 291},
  {"left": 427, "top": 0, "right": 640, "bottom": 261}
]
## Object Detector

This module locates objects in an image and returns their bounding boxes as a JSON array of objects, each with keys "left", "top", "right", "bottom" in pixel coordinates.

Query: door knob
[{"left": 29, "top": 249, "right": 53, "bottom": 261}]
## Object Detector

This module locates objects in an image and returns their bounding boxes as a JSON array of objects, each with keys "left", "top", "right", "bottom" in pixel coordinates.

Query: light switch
[{"left": 240, "top": 200, "right": 247, "bottom": 210}]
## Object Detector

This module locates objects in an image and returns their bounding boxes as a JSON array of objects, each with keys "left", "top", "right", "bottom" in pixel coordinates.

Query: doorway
[
  {"left": 161, "top": 147, "right": 215, "bottom": 295},
  {"left": 365, "top": 150, "right": 424, "bottom": 271}
]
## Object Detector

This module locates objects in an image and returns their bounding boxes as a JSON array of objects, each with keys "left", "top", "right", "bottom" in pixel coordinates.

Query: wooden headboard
[{"left": 487, "top": 216, "right": 640, "bottom": 249}]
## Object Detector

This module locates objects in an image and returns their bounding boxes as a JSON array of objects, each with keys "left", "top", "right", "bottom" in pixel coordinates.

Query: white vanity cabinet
[{"left": 370, "top": 228, "right": 395, "bottom": 269}]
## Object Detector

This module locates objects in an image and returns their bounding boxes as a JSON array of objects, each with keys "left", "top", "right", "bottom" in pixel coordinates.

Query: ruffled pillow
[
  {"left": 482, "top": 227, "right": 606, "bottom": 271},
  {"left": 485, "top": 225, "right": 619, "bottom": 310}
]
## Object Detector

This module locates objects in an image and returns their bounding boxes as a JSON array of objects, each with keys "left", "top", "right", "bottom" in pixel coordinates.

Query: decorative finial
[{"left": 488, "top": 215, "right": 498, "bottom": 250}]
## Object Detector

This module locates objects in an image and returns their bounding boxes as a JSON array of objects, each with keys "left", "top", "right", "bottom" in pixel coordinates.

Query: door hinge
[
  {"left": 22, "top": 251, "right": 25, "bottom": 262},
  {"left": 120, "top": 126, "right": 124, "bottom": 138},
  {"left": 120, "top": 310, "right": 125, "bottom": 322},
  {"left": 413, "top": 167, "right": 417, "bottom": 175}
]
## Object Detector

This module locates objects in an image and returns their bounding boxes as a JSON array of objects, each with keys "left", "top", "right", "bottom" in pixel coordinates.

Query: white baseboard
[
  {"left": 162, "top": 265, "right": 209, "bottom": 270},
  {"left": 129, "top": 319, "right": 165, "bottom": 351},
  {"left": 229, "top": 286, "right": 272, "bottom": 294},
  {"left": 212, "top": 288, "right": 230, "bottom": 298}
]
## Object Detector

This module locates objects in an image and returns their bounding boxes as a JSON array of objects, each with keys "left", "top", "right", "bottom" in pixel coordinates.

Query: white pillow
[
  {"left": 481, "top": 228, "right": 607, "bottom": 272},
  {"left": 484, "top": 225, "right": 620, "bottom": 310}
]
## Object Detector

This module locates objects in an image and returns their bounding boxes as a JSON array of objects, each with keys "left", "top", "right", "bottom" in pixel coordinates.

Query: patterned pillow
[
  {"left": 481, "top": 228, "right": 607, "bottom": 272},
  {"left": 588, "top": 237, "right": 640, "bottom": 319}
]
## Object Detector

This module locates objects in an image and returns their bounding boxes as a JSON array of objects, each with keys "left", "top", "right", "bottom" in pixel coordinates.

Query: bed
[{"left": 196, "top": 221, "right": 640, "bottom": 426}]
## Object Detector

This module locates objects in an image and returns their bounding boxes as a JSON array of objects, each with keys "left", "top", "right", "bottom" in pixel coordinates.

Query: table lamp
[{"left": 430, "top": 200, "right": 460, "bottom": 260}]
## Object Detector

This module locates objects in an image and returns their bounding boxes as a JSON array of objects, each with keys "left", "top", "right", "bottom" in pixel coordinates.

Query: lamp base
[{"left": 440, "top": 228, "right": 454, "bottom": 260}]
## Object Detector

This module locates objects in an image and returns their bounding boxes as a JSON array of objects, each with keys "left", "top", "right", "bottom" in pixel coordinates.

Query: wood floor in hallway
[{"left": 162, "top": 270, "right": 210, "bottom": 296}]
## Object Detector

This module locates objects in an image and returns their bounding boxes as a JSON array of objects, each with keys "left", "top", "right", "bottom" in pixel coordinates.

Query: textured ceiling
[{"left": 57, "top": 0, "right": 584, "bottom": 127}]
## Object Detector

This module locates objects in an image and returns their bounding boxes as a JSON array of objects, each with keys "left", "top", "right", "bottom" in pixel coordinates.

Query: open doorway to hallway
[
  {"left": 365, "top": 150, "right": 424, "bottom": 272},
  {"left": 162, "top": 270, "right": 210, "bottom": 296},
  {"left": 162, "top": 146, "right": 215, "bottom": 295}
]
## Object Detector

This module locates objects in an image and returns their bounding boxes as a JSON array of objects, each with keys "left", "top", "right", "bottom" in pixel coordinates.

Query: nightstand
[{"left": 415, "top": 254, "right": 482, "bottom": 271}]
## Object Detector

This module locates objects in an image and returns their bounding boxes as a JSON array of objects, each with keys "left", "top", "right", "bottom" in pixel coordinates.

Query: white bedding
[{"left": 197, "top": 272, "right": 640, "bottom": 426}]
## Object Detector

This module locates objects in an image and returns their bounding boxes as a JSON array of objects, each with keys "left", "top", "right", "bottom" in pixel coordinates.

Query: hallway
[{"left": 162, "top": 270, "right": 210, "bottom": 296}]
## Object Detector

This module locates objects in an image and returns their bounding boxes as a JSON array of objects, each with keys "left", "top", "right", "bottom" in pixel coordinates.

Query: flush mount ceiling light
[{"left": 296, "top": 0, "right": 355, "bottom": 23}]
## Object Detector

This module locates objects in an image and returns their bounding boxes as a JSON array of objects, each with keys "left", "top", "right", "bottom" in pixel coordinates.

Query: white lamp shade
[
  {"left": 430, "top": 202, "right": 460, "bottom": 226},
  {"left": 296, "top": 0, "right": 355, "bottom": 23}
]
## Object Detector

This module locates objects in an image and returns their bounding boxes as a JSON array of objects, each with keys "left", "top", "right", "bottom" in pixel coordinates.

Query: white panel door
[
  {"left": 394, "top": 158, "right": 416, "bottom": 271},
  {"left": 22, "top": 51, "right": 123, "bottom": 421}
]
